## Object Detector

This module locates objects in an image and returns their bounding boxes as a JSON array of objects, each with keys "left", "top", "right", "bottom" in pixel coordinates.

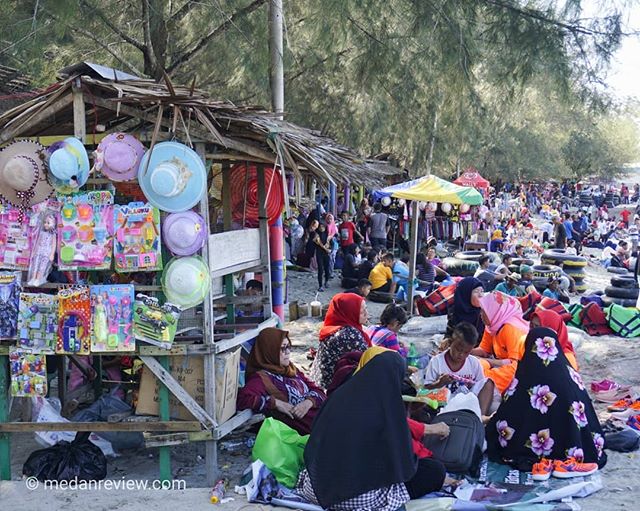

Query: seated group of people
[{"left": 237, "top": 284, "right": 606, "bottom": 509}]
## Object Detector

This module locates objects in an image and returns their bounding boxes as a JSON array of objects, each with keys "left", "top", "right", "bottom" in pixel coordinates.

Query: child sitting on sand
[{"left": 423, "top": 322, "right": 497, "bottom": 415}]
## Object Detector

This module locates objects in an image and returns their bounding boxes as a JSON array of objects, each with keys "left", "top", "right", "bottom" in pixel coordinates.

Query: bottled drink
[
  {"left": 406, "top": 342, "right": 419, "bottom": 367},
  {"left": 209, "top": 479, "right": 227, "bottom": 504}
]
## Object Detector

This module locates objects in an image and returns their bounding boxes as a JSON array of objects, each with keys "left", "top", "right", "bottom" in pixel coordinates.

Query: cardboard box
[{"left": 136, "top": 349, "right": 240, "bottom": 425}]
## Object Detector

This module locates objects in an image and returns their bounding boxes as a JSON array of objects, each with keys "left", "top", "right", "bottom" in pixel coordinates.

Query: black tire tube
[
  {"left": 531, "top": 264, "right": 563, "bottom": 278},
  {"left": 512, "top": 258, "right": 535, "bottom": 267},
  {"left": 442, "top": 257, "right": 479, "bottom": 277},
  {"left": 542, "top": 250, "right": 585, "bottom": 263},
  {"left": 455, "top": 251, "right": 492, "bottom": 262},
  {"left": 605, "top": 286, "right": 640, "bottom": 299},
  {"left": 607, "top": 267, "right": 630, "bottom": 275},
  {"left": 610, "top": 276, "right": 639, "bottom": 289},
  {"left": 562, "top": 259, "right": 588, "bottom": 268},
  {"left": 601, "top": 295, "right": 638, "bottom": 308}
]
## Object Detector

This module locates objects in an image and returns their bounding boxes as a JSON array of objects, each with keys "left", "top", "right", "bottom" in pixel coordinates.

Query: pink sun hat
[
  {"left": 94, "top": 132, "right": 145, "bottom": 182},
  {"left": 162, "top": 210, "right": 207, "bottom": 256}
]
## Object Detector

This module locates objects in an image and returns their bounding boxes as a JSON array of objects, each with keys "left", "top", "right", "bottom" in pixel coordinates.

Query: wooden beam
[
  {"left": 0, "top": 94, "right": 74, "bottom": 144},
  {"left": 0, "top": 421, "right": 202, "bottom": 432},
  {"left": 144, "top": 430, "right": 214, "bottom": 448},
  {"left": 139, "top": 356, "right": 217, "bottom": 429},
  {"left": 72, "top": 79, "right": 86, "bottom": 142},
  {"left": 212, "top": 294, "right": 270, "bottom": 305},
  {"left": 256, "top": 164, "right": 274, "bottom": 318}
]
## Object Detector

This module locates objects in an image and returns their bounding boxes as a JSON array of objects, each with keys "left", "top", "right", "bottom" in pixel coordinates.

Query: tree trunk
[
  {"left": 269, "top": 0, "right": 284, "bottom": 118},
  {"left": 426, "top": 106, "right": 439, "bottom": 176}
]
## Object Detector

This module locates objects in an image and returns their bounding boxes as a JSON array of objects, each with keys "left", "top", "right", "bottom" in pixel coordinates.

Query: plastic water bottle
[
  {"left": 407, "top": 342, "right": 419, "bottom": 368},
  {"left": 209, "top": 479, "right": 227, "bottom": 504}
]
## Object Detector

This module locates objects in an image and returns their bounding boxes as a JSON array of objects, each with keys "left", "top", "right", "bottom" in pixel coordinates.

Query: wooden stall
[{"left": 0, "top": 63, "right": 399, "bottom": 485}]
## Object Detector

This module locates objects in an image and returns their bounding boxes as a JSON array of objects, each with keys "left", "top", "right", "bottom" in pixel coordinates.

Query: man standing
[
  {"left": 368, "top": 202, "right": 389, "bottom": 251},
  {"left": 553, "top": 216, "right": 567, "bottom": 249},
  {"left": 338, "top": 211, "right": 361, "bottom": 249}
]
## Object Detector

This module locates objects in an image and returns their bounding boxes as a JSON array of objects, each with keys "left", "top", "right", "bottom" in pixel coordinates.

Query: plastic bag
[
  {"left": 23, "top": 431, "right": 107, "bottom": 481},
  {"left": 252, "top": 418, "right": 309, "bottom": 488}
]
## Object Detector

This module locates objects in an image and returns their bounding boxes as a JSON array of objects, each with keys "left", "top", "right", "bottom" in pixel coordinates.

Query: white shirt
[{"left": 424, "top": 351, "right": 488, "bottom": 396}]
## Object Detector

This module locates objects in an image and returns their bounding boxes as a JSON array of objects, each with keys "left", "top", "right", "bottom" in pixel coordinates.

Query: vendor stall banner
[{"left": 90, "top": 284, "right": 135, "bottom": 352}]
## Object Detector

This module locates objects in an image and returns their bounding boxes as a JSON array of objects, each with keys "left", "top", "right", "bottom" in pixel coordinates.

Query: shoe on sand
[
  {"left": 552, "top": 458, "right": 598, "bottom": 479},
  {"left": 532, "top": 458, "right": 553, "bottom": 481}
]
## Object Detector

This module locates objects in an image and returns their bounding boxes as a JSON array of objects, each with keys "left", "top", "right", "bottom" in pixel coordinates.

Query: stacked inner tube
[
  {"left": 509, "top": 257, "right": 535, "bottom": 273},
  {"left": 530, "top": 264, "right": 563, "bottom": 293},
  {"left": 540, "top": 249, "right": 588, "bottom": 293},
  {"left": 445, "top": 251, "right": 501, "bottom": 277},
  {"left": 603, "top": 274, "right": 639, "bottom": 308}
]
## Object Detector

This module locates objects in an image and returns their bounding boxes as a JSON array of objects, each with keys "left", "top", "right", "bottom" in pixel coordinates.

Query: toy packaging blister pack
[
  {"left": 9, "top": 348, "right": 47, "bottom": 396},
  {"left": 0, "top": 205, "right": 38, "bottom": 270},
  {"left": 0, "top": 271, "right": 21, "bottom": 339},
  {"left": 90, "top": 284, "right": 135, "bottom": 352},
  {"left": 132, "top": 294, "right": 181, "bottom": 349},
  {"left": 56, "top": 286, "right": 91, "bottom": 354},
  {"left": 113, "top": 202, "right": 162, "bottom": 273},
  {"left": 58, "top": 191, "right": 114, "bottom": 270},
  {"left": 27, "top": 207, "right": 59, "bottom": 286},
  {"left": 18, "top": 293, "right": 58, "bottom": 353}
]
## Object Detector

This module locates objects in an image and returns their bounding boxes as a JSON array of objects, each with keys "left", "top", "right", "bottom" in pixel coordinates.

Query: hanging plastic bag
[
  {"left": 23, "top": 431, "right": 107, "bottom": 482},
  {"left": 251, "top": 418, "right": 309, "bottom": 488}
]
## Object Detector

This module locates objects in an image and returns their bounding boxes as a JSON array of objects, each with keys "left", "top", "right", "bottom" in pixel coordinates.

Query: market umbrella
[
  {"left": 373, "top": 175, "right": 483, "bottom": 313},
  {"left": 375, "top": 174, "right": 483, "bottom": 205},
  {"left": 453, "top": 168, "right": 490, "bottom": 190}
]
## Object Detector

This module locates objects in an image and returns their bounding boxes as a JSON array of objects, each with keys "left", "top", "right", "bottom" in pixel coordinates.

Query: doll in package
[
  {"left": 90, "top": 284, "right": 135, "bottom": 352},
  {"left": 27, "top": 208, "right": 57, "bottom": 286}
]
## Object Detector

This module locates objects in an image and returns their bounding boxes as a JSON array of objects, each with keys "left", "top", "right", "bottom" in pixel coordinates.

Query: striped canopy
[{"left": 374, "top": 175, "right": 483, "bottom": 205}]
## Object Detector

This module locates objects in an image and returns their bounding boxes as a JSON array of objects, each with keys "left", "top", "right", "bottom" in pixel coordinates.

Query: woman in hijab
[
  {"left": 487, "top": 327, "right": 606, "bottom": 473},
  {"left": 299, "top": 350, "right": 447, "bottom": 510},
  {"left": 530, "top": 310, "right": 578, "bottom": 371},
  {"left": 237, "top": 328, "right": 326, "bottom": 435},
  {"left": 471, "top": 292, "right": 529, "bottom": 394},
  {"left": 310, "top": 293, "right": 370, "bottom": 388},
  {"left": 446, "top": 277, "right": 485, "bottom": 338}
]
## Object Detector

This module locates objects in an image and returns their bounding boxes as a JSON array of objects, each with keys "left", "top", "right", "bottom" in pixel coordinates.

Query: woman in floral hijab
[{"left": 486, "top": 327, "right": 606, "bottom": 471}]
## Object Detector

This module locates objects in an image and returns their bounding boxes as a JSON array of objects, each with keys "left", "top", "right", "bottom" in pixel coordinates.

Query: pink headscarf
[
  {"left": 479, "top": 292, "right": 529, "bottom": 336},
  {"left": 325, "top": 214, "right": 338, "bottom": 237}
]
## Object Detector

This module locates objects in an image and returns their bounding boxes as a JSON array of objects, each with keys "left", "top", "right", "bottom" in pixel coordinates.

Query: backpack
[
  {"left": 581, "top": 294, "right": 605, "bottom": 308},
  {"left": 423, "top": 410, "right": 484, "bottom": 476},
  {"left": 606, "top": 304, "right": 640, "bottom": 338},
  {"left": 416, "top": 284, "right": 456, "bottom": 316},
  {"left": 579, "top": 302, "right": 613, "bottom": 336},
  {"left": 517, "top": 291, "right": 542, "bottom": 321},
  {"left": 536, "top": 297, "right": 572, "bottom": 323}
]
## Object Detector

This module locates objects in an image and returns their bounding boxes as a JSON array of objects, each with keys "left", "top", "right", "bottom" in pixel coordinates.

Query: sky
[{"left": 583, "top": 0, "right": 640, "bottom": 99}]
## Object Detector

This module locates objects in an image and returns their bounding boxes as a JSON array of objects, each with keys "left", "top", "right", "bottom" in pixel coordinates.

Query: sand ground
[{"left": 2, "top": 254, "right": 640, "bottom": 510}]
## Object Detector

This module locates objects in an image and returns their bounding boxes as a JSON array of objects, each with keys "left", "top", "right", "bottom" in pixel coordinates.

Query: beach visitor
[
  {"left": 369, "top": 252, "right": 397, "bottom": 294},
  {"left": 368, "top": 202, "right": 389, "bottom": 250},
  {"left": 495, "top": 273, "right": 525, "bottom": 297},
  {"left": 530, "top": 309, "right": 578, "bottom": 370},
  {"left": 366, "top": 304, "right": 408, "bottom": 356},
  {"left": 446, "top": 276, "right": 485, "bottom": 338},
  {"left": 345, "top": 278, "right": 372, "bottom": 298}
]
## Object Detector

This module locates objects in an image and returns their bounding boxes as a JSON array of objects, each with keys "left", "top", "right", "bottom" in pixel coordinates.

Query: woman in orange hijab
[
  {"left": 310, "top": 293, "right": 370, "bottom": 388},
  {"left": 237, "top": 328, "right": 326, "bottom": 435}
]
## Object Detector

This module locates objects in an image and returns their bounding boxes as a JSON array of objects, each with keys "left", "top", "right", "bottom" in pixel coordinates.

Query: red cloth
[
  {"left": 531, "top": 309, "right": 575, "bottom": 356},
  {"left": 408, "top": 418, "right": 433, "bottom": 458},
  {"left": 319, "top": 293, "right": 371, "bottom": 345},
  {"left": 338, "top": 221, "right": 357, "bottom": 247}
]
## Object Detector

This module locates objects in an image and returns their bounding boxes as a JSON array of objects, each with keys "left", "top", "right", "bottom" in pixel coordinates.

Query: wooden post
[
  {"left": 196, "top": 142, "right": 218, "bottom": 486},
  {"left": 222, "top": 163, "right": 235, "bottom": 322},
  {"left": 257, "top": 165, "right": 274, "bottom": 319},
  {"left": 157, "top": 356, "right": 172, "bottom": 482},
  {"left": 406, "top": 201, "right": 420, "bottom": 315},
  {"left": 72, "top": 78, "right": 86, "bottom": 142},
  {"left": 0, "top": 355, "right": 10, "bottom": 480}
]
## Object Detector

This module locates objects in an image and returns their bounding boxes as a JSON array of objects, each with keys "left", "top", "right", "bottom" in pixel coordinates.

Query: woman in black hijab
[
  {"left": 298, "top": 350, "right": 446, "bottom": 510},
  {"left": 446, "top": 277, "right": 484, "bottom": 338}
]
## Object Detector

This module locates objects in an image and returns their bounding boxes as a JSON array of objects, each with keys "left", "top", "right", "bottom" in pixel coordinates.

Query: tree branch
[
  {"left": 166, "top": 0, "right": 267, "bottom": 74},
  {"left": 169, "top": 0, "right": 198, "bottom": 24},
  {"left": 141, "top": 0, "right": 158, "bottom": 72},
  {"left": 79, "top": 0, "right": 145, "bottom": 51}
]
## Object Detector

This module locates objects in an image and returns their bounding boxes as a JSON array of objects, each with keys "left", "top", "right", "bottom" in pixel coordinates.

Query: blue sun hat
[
  {"left": 138, "top": 141, "right": 206, "bottom": 213},
  {"left": 46, "top": 137, "right": 90, "bottom": 194}
]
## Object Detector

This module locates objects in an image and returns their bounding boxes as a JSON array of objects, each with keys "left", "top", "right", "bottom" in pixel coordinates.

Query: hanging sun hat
[
  {"left": 138, "top": 141, "right": 206, "bottom": 213},
  {"left": 46, "top": 137, "right": 90, "bottom": 194},
  {"left": 94, "top": 132, "right": 145, "bottom": 182},
  {"left": 162, "top": 210, "right": 207, "bottom": 256},
  {"left": 161, "top": 256, "right": 210, "bottom": 309},
  {"left": 0, "top": 140, "right": 53, "bottom": 209}
]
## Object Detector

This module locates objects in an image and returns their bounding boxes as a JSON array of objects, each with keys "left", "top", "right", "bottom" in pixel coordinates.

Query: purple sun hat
[
  {"left": 95, "top": 132, "right": 145, "bottom": 182},
  {"left": 162, "top": 210, "right": 206, "bottom": 256}
]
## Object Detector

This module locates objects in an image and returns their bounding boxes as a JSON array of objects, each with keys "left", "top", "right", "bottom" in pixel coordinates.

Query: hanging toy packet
[
  {"left": 56, "top": 286, "right": 91, "bottom": 354},
  {"left": 113, "top": 202, "right": 162, "bottom": 273},
  {"left": 90, "top": 284, "right": 135, "bottom": 352},
  {"left": 9, "top": 348, "right": 47, "bottom": 397},
  {"left": 132, "top": 294, "right": 181, "bottom": 349},
  {"left": 0, "top": 271, "right": 21, "bottom": 339},
  {"left": 0, "top": 204, "right": 38, "bottom": 270},
  {"left": 27, "top": 207, "right": 59, "bottom": 286},
  {"left": 58, "top": 191, "right": 114, "bottom": 271},
  {"left": 18, "top": 293, "right": 58, "bottom": 353}
]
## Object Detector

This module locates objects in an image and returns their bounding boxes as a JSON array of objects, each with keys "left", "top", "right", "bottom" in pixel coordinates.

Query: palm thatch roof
[{"left": 0, "top": 63, "right": 402, "bottom": 187}]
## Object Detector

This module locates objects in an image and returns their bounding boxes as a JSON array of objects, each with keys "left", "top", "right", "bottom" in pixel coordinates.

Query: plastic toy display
[
  {"left": 0, "top": 271, "right": 21, "bottom": 339},
  {"left": 56, "top": 286, "right": 91, "bottom": 354},
  {"left": 17, "top": 293, "right": 58, "bottom": 353},
  {"left": 0, "top": 205, "right": 38, "bottom": 270},
  {"left": 57, "top": 191, "right": 114, "bottom": 271},
  {"left": 27, "top": 208, "right": 58, "bottom": 285},
  {"left": 9, "top": 348, "right": 47, "bottom": 396},
  {"left": 113, "top": 202, "right": 162, "bottom": 273},
  {"left": 132, "top": 294, "right": 181, "bottom": 349},
  {"left": 90, "top": 284, "right": 135, "bottom": 352}
]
